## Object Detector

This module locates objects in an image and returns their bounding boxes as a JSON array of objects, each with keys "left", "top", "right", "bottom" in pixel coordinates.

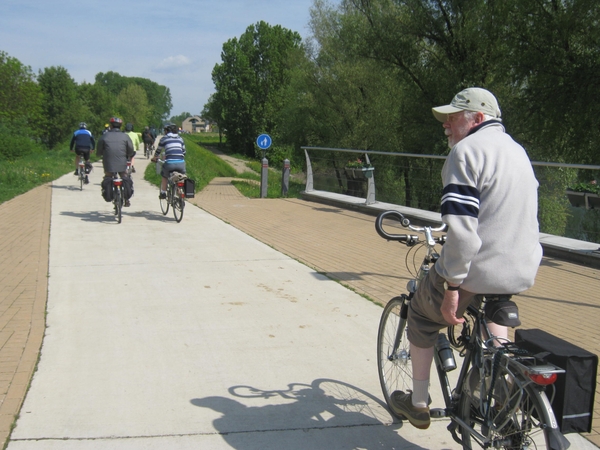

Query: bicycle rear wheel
[
  {"left": 377, "top": 296, "right": 412, "bottom": 413},
  {"left": 160, "top": 185, "right": 170, "bottom": 215},
  {"left": 459, "top": 364, "right": 554, "bottom": 449},
  {"left": 114, "top": 187, "right": 122, "bottom": 223},
  {"left": 79, "top": 161, "right": 85, "bottom": 190},
  {"left": 172, "top": 193, "right": 184, "bottom": 223}
]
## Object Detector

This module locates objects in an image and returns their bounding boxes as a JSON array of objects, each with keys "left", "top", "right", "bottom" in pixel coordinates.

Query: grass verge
[
  {"left": 145, "top": 135, "right": 305, "bottom": 199},
  {"left": 0, "top": 145, "right": 99, "bottom": 205}
]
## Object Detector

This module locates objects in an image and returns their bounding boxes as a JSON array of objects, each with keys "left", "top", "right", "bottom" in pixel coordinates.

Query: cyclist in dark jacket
[
  {"left": 142, "top": 127, "right": 155, "bottom": 154},
  {"left": 70, "top": 122, "right": 95, "bottom": 183},
  {"left": 96, "top": 117, "right": 135, "bottom": 206}
]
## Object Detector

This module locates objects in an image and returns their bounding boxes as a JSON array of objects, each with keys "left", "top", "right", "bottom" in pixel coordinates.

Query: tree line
[
  {"left": 0, "top": 50, "right": 172, "bottom": 159},
  {"left": 205, "top": 0, "right": 599, "bottom": 166},
  {"left": 204, "top": 0, "right": 600, "bottom": 241}
]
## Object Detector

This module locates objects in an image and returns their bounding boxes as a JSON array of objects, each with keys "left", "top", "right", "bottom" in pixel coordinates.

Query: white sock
[{"left": 412, "top": 379, "right": 429, "bottom": 408}]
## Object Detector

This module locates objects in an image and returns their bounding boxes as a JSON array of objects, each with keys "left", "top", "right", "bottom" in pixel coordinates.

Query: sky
[{"left": 0, "top": 0, "right": 326, "bottom": 119}]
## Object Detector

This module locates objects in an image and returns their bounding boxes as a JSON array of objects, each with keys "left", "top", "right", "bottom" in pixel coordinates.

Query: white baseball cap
[{"left": 432, "top": 87, "right": 502, "bottom": 122}]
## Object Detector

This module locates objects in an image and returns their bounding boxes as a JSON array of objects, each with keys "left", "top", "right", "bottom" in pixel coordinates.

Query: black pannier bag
[
  {"left": 122, "top": 175, "right": 134, "bottom": 200},
  {"left": 184, "top": 178, "right": 195, "bottom": 198},
  {"left": 101, "top": 177, "right": 113, "bottom": 202},
  {"left": 514, "top": 328, "right": 598, "bottom": 433}
]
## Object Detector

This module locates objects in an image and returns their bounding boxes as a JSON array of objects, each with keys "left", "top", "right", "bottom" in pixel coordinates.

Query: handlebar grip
[{"left": 375, "top": 210, "right": 411, "bottom": 242}]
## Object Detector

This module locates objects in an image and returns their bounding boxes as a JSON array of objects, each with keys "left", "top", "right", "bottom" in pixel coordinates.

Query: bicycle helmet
[
  {"left": 164, "top": 123, "right": 178, "bottom": 134},
  {"left": 79, "top": 122, "right": 87, "bottom": 129},
  {"left": 109, "top": 117, "right": 123, "bottom": 128},
  {"left": 125, "top": 123, "right": 134, "bottom": 131}
]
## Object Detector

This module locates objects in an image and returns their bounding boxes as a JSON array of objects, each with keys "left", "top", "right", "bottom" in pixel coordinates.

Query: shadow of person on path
[{"left": 191, "top": 378, "right": 430, "bottom": 450}]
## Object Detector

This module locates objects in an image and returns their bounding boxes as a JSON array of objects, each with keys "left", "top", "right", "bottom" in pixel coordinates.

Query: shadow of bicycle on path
[
  {"left": 59, "top": 209, "right": 173, "bottom": 223},
  {"left": 191, "top": 378, "right": 440, "bottom": 450}
]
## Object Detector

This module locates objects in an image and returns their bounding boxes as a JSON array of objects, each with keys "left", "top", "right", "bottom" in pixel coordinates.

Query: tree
[
  {"left": 77, "top": 82, "right": 117, "bottom": 138},
  {"left": 117, "top": 84, "right": 150, "bottom": 129},
  {"left": 37, "top": 66, "right": 80, "bottom": 148},
  {"left": 211, "top": 21, "right": 302, "bottom": 157},
  {"left": 0, "top": 51, "right": 42, "bottom": 128},
  {"left": 501, "top": 0, "right": 600, "bottom": 164},
  {"left": 95, "top": 72, "right": 172, "bottom": 127},
  {"left": 202, "top": 94, "right": 224, "bottom": 142}
]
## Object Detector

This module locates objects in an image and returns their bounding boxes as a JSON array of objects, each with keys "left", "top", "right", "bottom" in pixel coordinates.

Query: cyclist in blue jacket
[{"left": 70, "top": 122, "right": 95, "bottom": 184}]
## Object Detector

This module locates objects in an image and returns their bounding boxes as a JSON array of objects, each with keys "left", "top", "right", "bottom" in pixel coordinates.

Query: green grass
[
  {"left": 188, "top": 132, "right": 226, "bottom": 149},
  {"left": 231, "top": 174, "right": 305, "bottom": 199},
  {"left": 144, "top": 134, "right": 237, "bottom": 190},
  {"left": 0, "top": 144, "right": 100, "bottom": 204}
]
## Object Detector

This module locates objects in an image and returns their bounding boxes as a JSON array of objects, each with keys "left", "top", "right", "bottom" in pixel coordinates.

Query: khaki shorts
[{"left": 407, "top": 267, "right": 482, "bottom": 348}]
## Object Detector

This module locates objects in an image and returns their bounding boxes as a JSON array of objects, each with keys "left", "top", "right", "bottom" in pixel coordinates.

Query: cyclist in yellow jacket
[{"left": 124, "top": 123, "right": 141, "bottom": 173}]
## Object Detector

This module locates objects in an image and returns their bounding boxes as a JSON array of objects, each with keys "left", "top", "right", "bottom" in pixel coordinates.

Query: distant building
[{"left": 181, "top": 116, "right": 211, "bottom": 133}]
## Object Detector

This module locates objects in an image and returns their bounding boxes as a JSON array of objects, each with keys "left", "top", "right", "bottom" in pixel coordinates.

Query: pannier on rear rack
[
  {"left": 184, "top": 178, "right": 195, "bottom": 198},
  {"left": 515, "top": 328, "right": 598, "bottom": 433}
]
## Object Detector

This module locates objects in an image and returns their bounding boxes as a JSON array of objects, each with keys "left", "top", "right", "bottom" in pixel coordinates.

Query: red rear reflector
[
  {"left": 527, "top": 372, "right": 558, "bottom": 385},
  {"left": 114, "top": 181, "right": 122, "bottom": 186}
]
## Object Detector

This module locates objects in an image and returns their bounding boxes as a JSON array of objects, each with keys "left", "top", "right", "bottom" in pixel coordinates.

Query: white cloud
[{"left": 157, "top": 55, "right": 192, "bottom": 70}]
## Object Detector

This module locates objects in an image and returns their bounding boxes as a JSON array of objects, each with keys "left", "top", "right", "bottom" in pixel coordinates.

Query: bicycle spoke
[{"left": 459, "top": 364, "right": 552, "bottom": 449}]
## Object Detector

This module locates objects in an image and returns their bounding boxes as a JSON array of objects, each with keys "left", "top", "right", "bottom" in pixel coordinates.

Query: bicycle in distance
[
  {"left": 375, "top": 210, "right": 570, "bottom": 450},
  {"left": 111, "top": 173, "right": 124, "bottom": 224},
  {"left": 145, "top": 143, "right": 154, "bottom": 159},
  {"left": 158, "top": 168, "right": 187, "bottom": 223}
]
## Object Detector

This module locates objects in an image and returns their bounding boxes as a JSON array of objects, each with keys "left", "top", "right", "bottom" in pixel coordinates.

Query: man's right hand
[
  {"left": 151, "top": 157, "right": 158, "bottom": 163},
  {"left": 441, "top": 290, "right": 465, "bottom": 325}
]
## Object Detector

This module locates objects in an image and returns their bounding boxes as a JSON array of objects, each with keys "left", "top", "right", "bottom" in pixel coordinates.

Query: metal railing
[{"left": 302, "top": 146, "right": 600, "bottom": 244}]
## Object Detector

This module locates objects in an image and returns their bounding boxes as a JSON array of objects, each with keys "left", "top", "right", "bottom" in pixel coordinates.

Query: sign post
[{"left": 256, "top": 134, "right": 272, "bottom": 198}]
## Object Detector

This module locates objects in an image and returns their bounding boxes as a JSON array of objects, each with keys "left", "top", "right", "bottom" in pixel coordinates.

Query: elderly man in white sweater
[{"left": 389, "top": 88, "right": 542, "bottom": 430}]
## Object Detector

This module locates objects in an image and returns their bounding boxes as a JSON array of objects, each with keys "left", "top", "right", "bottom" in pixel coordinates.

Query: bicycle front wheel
[
  {"left": 172, "top": 193, "right": 184, "bottom": 223},
  {"left": 459, "top": 365, "right": 554, "bottom": 449},
  {"left": 160, "top": 186, "right": 170, "bottom": 215},
  {"left": 377, "top": 296, "right": 412, "bottom": 413}
]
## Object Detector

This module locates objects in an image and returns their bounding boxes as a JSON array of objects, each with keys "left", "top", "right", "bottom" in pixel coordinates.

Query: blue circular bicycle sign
[{"left": 256, "top": 134, "right": 272, "bottom": 150}]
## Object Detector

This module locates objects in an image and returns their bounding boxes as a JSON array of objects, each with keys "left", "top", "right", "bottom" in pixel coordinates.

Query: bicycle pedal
[{"left": 430, "top": 408, "right": 447, "bottom": 418}]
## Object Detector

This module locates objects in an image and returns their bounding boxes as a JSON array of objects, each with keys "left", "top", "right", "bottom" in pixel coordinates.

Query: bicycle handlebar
[{"left": 375, "top": 210, "right": 446, "bottom": 244}]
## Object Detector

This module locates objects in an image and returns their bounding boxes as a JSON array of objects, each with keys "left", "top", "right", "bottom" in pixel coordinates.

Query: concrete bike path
[{"left": 7, "top": 157, "right": 463, "bottom": 449}]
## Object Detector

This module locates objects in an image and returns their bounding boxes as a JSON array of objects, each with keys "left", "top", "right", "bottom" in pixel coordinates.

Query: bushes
[{"left": 0, "top": 121, "right": 44, "bottom": 160}]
